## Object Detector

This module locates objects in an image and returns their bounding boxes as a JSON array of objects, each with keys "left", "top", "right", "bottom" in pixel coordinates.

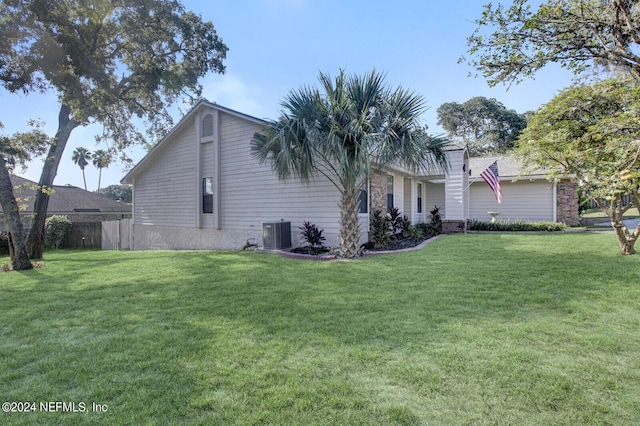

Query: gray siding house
[
  {"left": 467, "top": 156, "right": 579, "bottom": 225},
  {"left": 122, "top": 101, "right": 577, "bottom": 251},
  {"left": 425, "top": 156, "right": 579, "bottom": 226},
  {"left": 121, "top": 101, "right": 473, "bottom": 250}
]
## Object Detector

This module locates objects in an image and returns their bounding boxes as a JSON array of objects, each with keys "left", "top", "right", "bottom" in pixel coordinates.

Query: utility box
[{"left": 262, "top": 221, "right": 292, "bottom": 250}]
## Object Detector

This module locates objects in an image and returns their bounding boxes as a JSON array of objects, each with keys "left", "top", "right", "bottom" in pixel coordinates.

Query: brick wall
[
  {"left": 556, "top": 180, "right": 580, "bottom": 225},
  {"left": 442, "top": 220, "right": 467, "bottom": 234},
  {"left": 370, "top": 170, "right": 387, "bottom": 215}
]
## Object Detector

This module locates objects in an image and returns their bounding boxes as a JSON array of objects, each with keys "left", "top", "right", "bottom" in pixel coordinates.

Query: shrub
[
  {"left": 388, "top": 207, "right": 404, "bottom": 237},
  {"left": 469, "top": 220, "right": 567, "bottom": 232},
  {"left": 404, "top": 224, "right": 424, "bottom": 240},
  {"left": 370, "top": 210, "right": 393, "bottom": 248},
  {"left": 400, "top": 214, "right": 414, "bottom": 238},
  {"left": 298, "top": 221, "right": 326, "bottom": 254},
  {"left": 429, "top": 206, "right": 442, "bottom": 234},
  {"left": 45, "top": 215, "right": 72, "bottom": 249},
  {"left": 416, "top": 222, "right": 436, "bottom": 239}
]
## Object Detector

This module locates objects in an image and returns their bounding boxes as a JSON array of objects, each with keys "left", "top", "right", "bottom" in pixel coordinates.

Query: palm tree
[
  {"left": 92, "top": 149, "right": 112, "bottom": 192},
  {"left": 71, "top": 147, "right": 91, "bottom": 190},
  {"left": 252, "top": 70, "right": 449, "bottom": 258}
]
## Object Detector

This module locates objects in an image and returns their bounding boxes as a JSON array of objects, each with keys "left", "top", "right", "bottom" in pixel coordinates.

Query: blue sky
[{"left": 1, "top": 0, "right": 573, "bottom": 190}]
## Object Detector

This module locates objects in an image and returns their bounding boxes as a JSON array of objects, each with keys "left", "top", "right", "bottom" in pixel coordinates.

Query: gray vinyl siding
[
  {"left": 470, "top": 179, "right": 554, "bottom": 222},
  {"left": 218, "top": 113, "right": 344, "bottom": 246},
  {"left": 424, "top": 182, "right": 446, "bottom": 219},
  {"left": 133, "top": 125, "right": 197, "bottom": 227},
  {"left": 130, "top": 103, "right": 427, "bottom": 249}
]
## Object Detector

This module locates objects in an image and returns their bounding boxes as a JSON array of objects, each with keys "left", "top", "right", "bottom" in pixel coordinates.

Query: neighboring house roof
[
  {"left": 5, "top": 174, "right": 131, "bottom": 215},
  {"left": 122, "top": 100, "right": 268, "bottom": 184},
  {"left": 469, "top": 155, "right": 548, "bottom": 180}
]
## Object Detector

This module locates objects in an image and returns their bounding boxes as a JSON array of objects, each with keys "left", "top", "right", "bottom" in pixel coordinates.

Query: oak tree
[
  {"left": 518, "top": 79, "right": 640, "bottom": 254},
  {"left": 96, "top": 184, "right": 132, "bottom": 204},
  {"left": 436, "top": 96, "right": 527, "bottom": 155},
  {"left": 0, "top": 0, "right": 228, "bottom": 258},
  {"left": 464, "top": 0, "right": 640, "bottom": 86},
  {"left": 0, "top": 122, "right": 49, "bottom": 270}
]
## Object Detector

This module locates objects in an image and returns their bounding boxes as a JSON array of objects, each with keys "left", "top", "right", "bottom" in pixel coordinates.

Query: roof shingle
[{"left": 6, "top": 175, "right": 131, "bottom": 214}]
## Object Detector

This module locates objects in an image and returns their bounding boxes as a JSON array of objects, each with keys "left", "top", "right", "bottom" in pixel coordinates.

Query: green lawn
[
  {"left": 581, "top": 207, "right": 640, "bottom": 219},
  {"left": 1, "top": 233, "right": 639, "bottom": 425}
]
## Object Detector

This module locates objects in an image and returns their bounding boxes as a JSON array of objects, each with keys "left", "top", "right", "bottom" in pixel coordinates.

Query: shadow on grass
[
  {"left": 8, "top": 234, "right": 637, "bottom": 350},
  {"left": 2, "top": 234, "right": 639, "bottom": 423}
]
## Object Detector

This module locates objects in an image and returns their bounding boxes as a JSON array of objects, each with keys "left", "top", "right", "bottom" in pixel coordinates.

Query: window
[
  {"left": 387, "top": 175, "right": 394, "bottom": 212},
  {"left": 358, "top": 189, "right": 368, "bottom": 214},
  {"left": 202, "top": 177, "right": 213, "bottom": 213},
  {"left": 417, "top": 183, "right": 423, "bottom": 214},
  {"left": 202, "top": 114, "right": 214, "bottom": 138}
]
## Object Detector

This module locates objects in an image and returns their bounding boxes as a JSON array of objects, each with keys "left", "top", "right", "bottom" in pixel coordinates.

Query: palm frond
[{"left": 251, "top": 69, "right": 450, "bottom": 187}]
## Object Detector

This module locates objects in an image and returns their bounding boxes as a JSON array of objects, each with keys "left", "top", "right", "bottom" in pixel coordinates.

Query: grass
[
  {"left": 581, "top": 207, "right": 640, "bottom": 219},
  {"left": 1, "top": 233, "right": 640, "bottom": 425}
]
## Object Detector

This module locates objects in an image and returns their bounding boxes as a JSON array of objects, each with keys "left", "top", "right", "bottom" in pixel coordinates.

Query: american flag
[{"left": 480, "top": 160, "right": 502, "bottom": 204}]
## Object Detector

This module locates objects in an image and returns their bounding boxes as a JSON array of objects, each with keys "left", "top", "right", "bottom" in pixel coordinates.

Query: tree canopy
[
  {"left": 71, "top": 147, "right": 91, "bottom": 190},
  {"left": 0, "top": 0, "right": 228, "bottom": 258},
  {"left": 252, "top": 70, "right": 449, "bottom": 258},
  {"left": 436, "top": 96, "right": 528, "bottom": 155},
  {"left": 1, "top": 0, "right": 227, "bottom": 143},
  {"left": 92, "top": 149, "right": 112, "bottom": 192},
  {"left": 464, "top": 0, "right": 640, "bottom": 86},
  {"left": 517, "top": 78, "right": 640, "bottom": 254},
  {"left": 97, "top": 184, "right": 132, "bottom": 204}
]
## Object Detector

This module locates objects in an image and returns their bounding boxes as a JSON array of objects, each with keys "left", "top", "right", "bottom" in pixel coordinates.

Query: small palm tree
[
  {"left": 71, "top": 147, "right": 91, "bottom": 190},
  {"left": 252, "top": 70, "right": 449, "bottom": 258},
  {"left": 92, "top": 149, "right": 112, "bottom": 192}
]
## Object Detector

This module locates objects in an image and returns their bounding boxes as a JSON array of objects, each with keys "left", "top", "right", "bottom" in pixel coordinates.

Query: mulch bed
[
  {"left": 289, "top": 247, "right": 331, "bottom": 255},
  {"left": 279, "top": 235, "right": 441, "bottom": 260},
  {"left": 363, "top": 237, "right": 430, "bottom": 252}
]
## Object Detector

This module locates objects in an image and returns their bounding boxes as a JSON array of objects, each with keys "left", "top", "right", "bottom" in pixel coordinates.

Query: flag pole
[
  {"left": 462, "top": 178, "right": 480, "bottom": 193},
  {"left": 462, "top": 156, "right": 504, "bottom": 194}
]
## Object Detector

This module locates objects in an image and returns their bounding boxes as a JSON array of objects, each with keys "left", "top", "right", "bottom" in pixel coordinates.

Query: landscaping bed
[{"left": 286, "top": 209, "right": 443, "bottom": 259}]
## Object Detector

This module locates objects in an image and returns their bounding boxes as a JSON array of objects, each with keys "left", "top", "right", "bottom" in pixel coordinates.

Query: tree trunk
[
  {"left": 0, "top": 159, "right": 32, "bottom": 270},
  {"left": 82, "top": 169, "right": 88, "bottom": 191},
  {"left": 338, "top": 187, "right": 361, "bottom": 258},
  {"left": 26, "top": 104, "right": 79, "bottom": 259},
  {"left": 613, "top": 223, "right": 637, "bottom": 255},
  {"left": 604, "top": 197, "right": 638, "bottom": 255}
]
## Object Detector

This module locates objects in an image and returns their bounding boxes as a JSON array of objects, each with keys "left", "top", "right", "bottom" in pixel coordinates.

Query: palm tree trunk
[
  {"left": 27, "top": 104, "right": 79, "bottom": 259},
  {"left": 338, "top": 187, "right": 361, "bottom": 258},
  {"left": 0, "top": 159, "right": 32, "bottom": 270},
  {"left": 97, "top": 168, "right": 102, "bottom": 192},
  {"left": 82, "top": 169, "right": 88, "bottom": 191}
]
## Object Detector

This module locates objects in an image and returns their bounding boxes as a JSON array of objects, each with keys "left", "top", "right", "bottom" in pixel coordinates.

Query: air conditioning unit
[{"left": 262, "top": 221, "right": 292, "bottom": 250}]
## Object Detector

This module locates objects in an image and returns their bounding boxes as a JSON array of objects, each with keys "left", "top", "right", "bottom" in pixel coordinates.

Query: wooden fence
[
  {"left": 65, "top": 222, "right": 102, "bottom": 249},
  {"left": 101, "top": 219, "right": 132, "bottom": 250}
]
